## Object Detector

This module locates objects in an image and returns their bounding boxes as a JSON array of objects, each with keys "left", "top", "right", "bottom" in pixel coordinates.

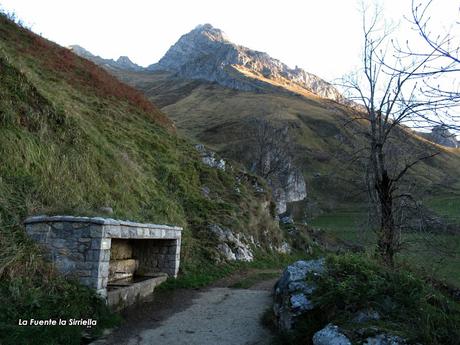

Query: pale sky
[{"left": 2, "top": 0, "right": 457, "bottom": 82}]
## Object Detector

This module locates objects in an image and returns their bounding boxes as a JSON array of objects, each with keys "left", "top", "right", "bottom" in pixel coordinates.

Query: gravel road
[{"left": 96, "top": 271, "right": 278, "bottom": 345}]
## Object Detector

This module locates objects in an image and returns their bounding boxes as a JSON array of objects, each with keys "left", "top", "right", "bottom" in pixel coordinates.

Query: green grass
[
  {"left": 425, "top": 196, "right": 460, "bottom": 224},
  {"left": 309, "top": 203, "right": 460, "bottom": 286},
  {"left": 158, "top": 250, "right": 314, "bottom": 290},
  {"left": 229, "top": 272, "right": 280, "bottom": 289},
  {"left": 309, "top": 207, "right": 371, "bottom": 244},
  {"left": 399, "top": 233, "right": 460, "bottom": 286}
]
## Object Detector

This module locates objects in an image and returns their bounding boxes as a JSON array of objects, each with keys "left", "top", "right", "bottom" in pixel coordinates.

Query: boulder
[
  {"left": 313, "top": 324, "right": 352, "bottom": 345},
  {"left": 273, "top": 259, "right": 325, "bottom": 330}
]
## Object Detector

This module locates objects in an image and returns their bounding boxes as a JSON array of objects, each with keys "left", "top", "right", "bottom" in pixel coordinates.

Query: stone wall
[
  {"left": 133, "top": 239, "right": 180, "bottom": 277},
  {"left": 25, "top": 216, "right": 182, "bottom": 299}
]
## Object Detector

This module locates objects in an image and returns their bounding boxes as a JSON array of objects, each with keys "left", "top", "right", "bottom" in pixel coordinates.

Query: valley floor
[
  {"left": 310, "top": 197, "right": 460, "bottom": 286},
  {"left": 93, "top": 270, "right": 280, "bottom": 345}
]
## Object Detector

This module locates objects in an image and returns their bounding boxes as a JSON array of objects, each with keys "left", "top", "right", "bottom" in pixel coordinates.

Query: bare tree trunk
[{"left": 376, "top": 170, "right": 395, "bottom": 266}]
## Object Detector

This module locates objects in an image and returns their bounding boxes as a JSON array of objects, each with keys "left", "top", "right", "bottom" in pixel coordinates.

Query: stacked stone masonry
[{"left": 25, "top": 216, "right": 182, "bottom": 300}]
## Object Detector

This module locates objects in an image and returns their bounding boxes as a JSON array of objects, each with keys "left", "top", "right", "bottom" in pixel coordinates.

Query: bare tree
[
  {"left": 391, "top": 0, "right": 460, "bottom": 128},
  {"left": 341, "top": 4, "right": 457, "bottom": 265},
  {"left": 245, "top": 117, "right": 292, "bottom": 181}
]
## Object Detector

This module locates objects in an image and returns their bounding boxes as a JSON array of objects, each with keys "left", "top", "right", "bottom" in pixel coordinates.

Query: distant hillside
[{"left": 73, "top": 24, "right": 460, "bottom": 216}]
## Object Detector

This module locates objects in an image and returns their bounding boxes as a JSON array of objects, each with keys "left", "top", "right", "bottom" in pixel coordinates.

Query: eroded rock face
[
  {"left": 273, "top": 259, "right": 325, "bottom": 330},
  {"left": 273, "top": 168, "right": 307, "bottom": 215},
  {"left": 209, "top": 224, "right": 253, "bottom": 262},
  {"left": 313, "top": 324, "right": 352, "bottom": 345},
  {"left": 283, "top": 168, "right": 307, "bottom": 202},
  {"left": 148, "top": 24, "right": 346, "bottom": 103}
]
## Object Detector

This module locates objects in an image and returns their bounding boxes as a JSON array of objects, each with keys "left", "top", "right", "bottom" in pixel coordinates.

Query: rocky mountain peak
[
  {"left": 149, "top": 24, "right": 346, "bottom": 103},
  {"left": 192, "top": 23, "right": 229, "bottom": 43},
  {"left": 116, "top": 56, "right": 143, "bottom": 71}
]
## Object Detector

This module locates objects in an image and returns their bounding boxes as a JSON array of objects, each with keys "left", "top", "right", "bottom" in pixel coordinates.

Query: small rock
[
  {"left": 276, "top": 242, "right": 291, "bottom": 254},
  {"left": 313, "top": 324, "right": 352, "bottom": 345},
  {"left": 279, "top": 213, "right": 294, "bottom": 224},
  {"left": 352, "top": 309, "right": 380, "bottom": 323},
  {"left": 201, "top": 186, "right": 211, "bottom": 198},
  {"left": 364, "top": 334, "right": 407, "bottom": 345},
  {"left": 99, "top": 207, "right": 113, "bottom": 215}
]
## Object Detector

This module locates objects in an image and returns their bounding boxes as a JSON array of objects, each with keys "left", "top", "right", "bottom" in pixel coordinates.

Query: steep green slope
[{"left": 0, "top": 15, "right": 288, "bottom": 344}]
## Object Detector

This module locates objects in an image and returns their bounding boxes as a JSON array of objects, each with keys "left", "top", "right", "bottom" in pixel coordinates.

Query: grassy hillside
[
  {"left": 113, "top": 69, "right": 460, "bottom": 208},
  {"left": 0, "top": 14, "right": 291, "bottom": 344}
]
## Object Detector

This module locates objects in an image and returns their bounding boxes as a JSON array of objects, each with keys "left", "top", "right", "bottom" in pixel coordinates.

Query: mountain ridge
[
  {"left": 147, "top": 23, "right": 346, "bottom": 103},
  {"left": 72, "top": 24, "right": 347, "bottom": 104},
  {"left": 68, "top": 44, "right": 144, "bottom": 71}
]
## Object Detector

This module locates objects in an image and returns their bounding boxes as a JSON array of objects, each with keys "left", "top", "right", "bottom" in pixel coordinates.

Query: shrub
[{"left": 311, "top": 254, "right": 460, "bottom": 344}]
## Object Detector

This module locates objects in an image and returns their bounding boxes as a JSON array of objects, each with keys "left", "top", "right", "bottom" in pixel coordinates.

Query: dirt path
[{"left": 95, "top": 269, "right": 280, "bottom": 345}]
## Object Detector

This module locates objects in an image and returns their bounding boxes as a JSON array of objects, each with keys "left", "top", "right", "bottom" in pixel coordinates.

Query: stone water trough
[{"left": 25, "top": 216, "right": 182, "bottom": 309}]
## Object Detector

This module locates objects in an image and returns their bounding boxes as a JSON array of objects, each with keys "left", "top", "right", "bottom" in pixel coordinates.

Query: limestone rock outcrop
[
  {"left": 195, "top": 144, "right": 226, "bottom": 170},
  {"left": 209, "top": 224, "right": 253, "bottom": 262}
]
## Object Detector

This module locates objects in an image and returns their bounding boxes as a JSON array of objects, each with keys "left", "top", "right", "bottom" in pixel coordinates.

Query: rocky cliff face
[
  {"left": 69, "top": 45, "right": 143, "bottom": 71},
  {"left": 417, "top": 125, "right": 459, "bottom": 148},
  {"left": 273, "top": 165, "right": 307, "bottom": 214},
  {"left": 430, "top": 126, "right": 459, "bottom": 148},
  {"left": 148, "top": 24, "right": 346, "bottom": 103}
]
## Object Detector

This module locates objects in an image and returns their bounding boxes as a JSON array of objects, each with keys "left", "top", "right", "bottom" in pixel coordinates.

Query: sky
[
  {"left": 1, "top": 0, "right": 459, "bottom": 137},
  {"left": 2, "top": 0, "right": 457, "bottom": 82}
]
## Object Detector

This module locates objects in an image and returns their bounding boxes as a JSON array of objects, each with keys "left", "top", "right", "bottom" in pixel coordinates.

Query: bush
[{"left": 310, "top": 254, "right": 460, "bottom": 345}]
